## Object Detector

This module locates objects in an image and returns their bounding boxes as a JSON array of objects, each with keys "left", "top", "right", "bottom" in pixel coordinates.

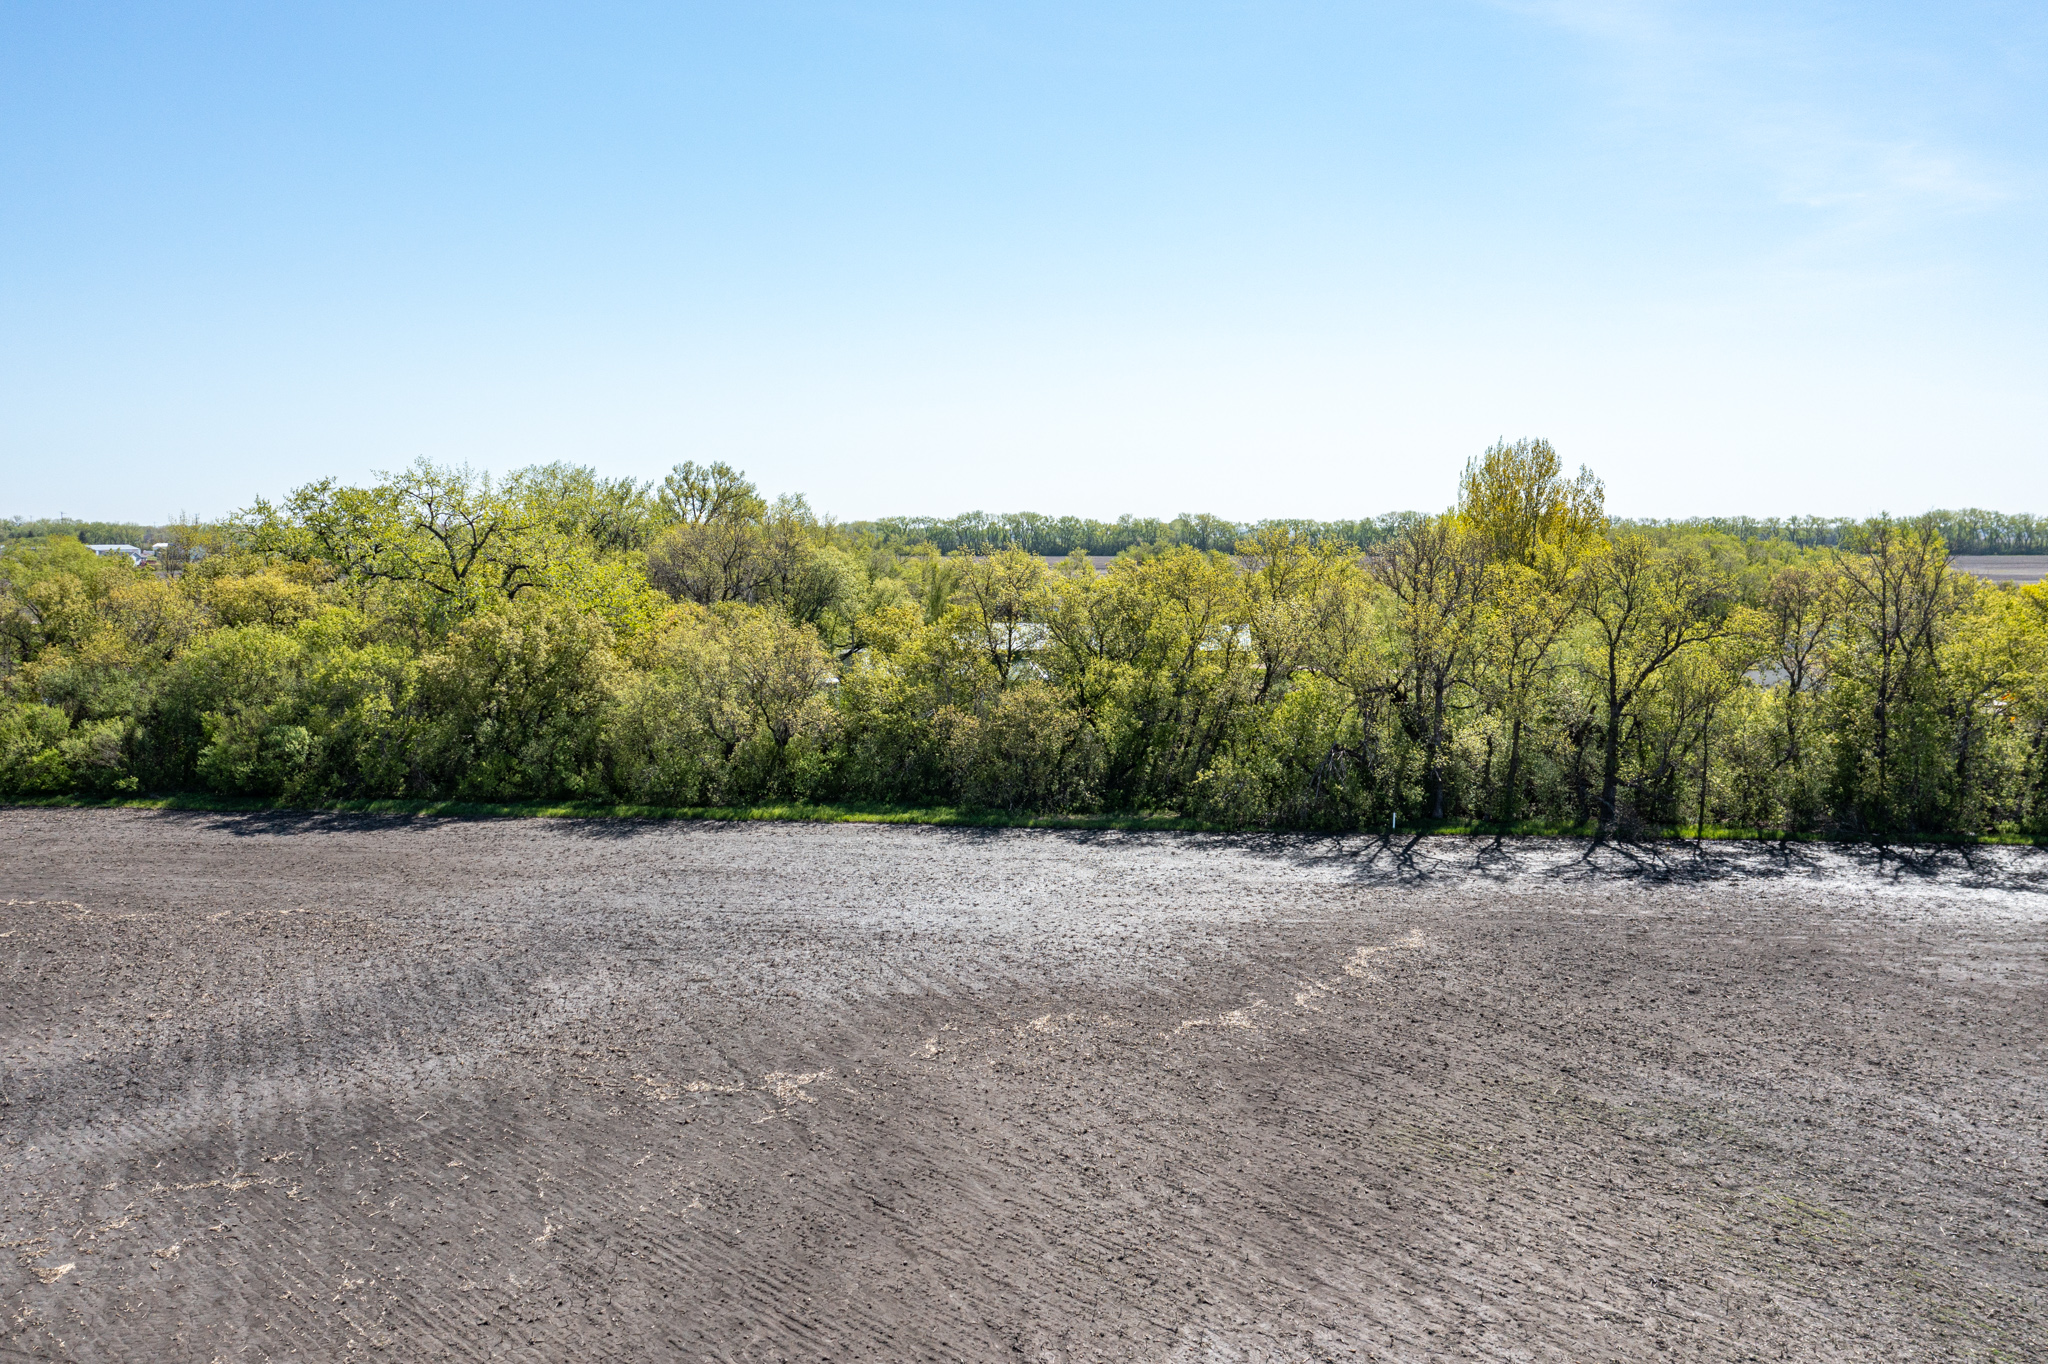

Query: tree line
[
  {"left": 3, "top": 443, "right": 2045, "bottom": 837},
  {"left": 12, "top": 505, "right": 2046, "bottom": 557},
  {"left": 844, "top": 510, "right": 1425, "bottom": 557},
  {"left": 3, "top": 518, "right": 167, "bottom": 548},
  {"left": 1613, "top": 511, "right": 2048, "bottom": 556}
]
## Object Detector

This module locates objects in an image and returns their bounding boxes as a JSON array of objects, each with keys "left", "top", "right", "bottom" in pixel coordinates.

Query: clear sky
[{"left": 3, "top": 2, "right": 2042, "bottom": 524}]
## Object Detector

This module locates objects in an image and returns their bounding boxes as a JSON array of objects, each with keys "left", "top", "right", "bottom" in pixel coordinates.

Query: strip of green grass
[
  {"left": 4, "top": 792, "right": 2042, "bottom": 845},
  {"left": 0, "top": 791, "right": 1222, "bottom": 832}
]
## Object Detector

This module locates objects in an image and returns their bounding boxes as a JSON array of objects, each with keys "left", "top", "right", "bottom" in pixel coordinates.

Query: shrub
[{"left": 412, "top": 599, "right": 621, "bottom": 800}]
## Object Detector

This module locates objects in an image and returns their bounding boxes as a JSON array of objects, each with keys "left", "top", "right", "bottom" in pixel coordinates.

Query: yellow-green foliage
[{"left": 5, "top": 458, "right": 2047, "bottom": 835}]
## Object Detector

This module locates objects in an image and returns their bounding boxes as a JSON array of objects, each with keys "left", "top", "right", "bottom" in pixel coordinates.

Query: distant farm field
[
  {"left": 1951, "top": 554, "right": 2048, "bottom": 583},
  {"left": 4, "top": 810, "right": 2046, "bottom": 1361}
]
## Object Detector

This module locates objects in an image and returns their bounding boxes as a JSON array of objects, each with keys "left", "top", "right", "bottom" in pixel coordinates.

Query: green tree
[
  {"left": 508, "top": 462, "right": 658, "bottom": 554},
  {"left": 1473, "top": 550, "right": 1583, "bottom": 823},
  {"left": 412, "top": 599, "right": 621, "bottom": 799},
  {"left": 656, "top": 460, "right": 766, "bottom": 527},
  {"left": 247, "top": 460, "right": 552, "bottom": 634},
  {"left": 1370, "top": 515, "right": 1486, "bottom": 819},
  {"left": 1456, "top": 438, "right": 1606, "bottom": 569},
  {"left": 1828, "top": 517, "right": 1955, "bottom": 831},
  {"left": 1757, "top": 559, "right": 1839, "bottom": 824},
  {"left": 1580, "top": 536, "right": 1738, "bottom": 832},
  {"left": 950, "top": 549, "right": 1049, "bottom": 689}
]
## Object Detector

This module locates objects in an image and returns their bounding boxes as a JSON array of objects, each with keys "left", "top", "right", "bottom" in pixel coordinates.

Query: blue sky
[{"left": 3, "top": 1, "right": 2042, "bottom": 522}]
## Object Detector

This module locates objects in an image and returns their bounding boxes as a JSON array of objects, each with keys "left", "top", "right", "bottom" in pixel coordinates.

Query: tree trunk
[
  {"left": 1429, "top": 682, "right": 1448, "bottom": 820},
  {"left": 1500, "top": 716, "right": 1524, "bottom": 825},
  {"left": 1598, "top": 695, "right": 1625, "bottom": 834},
  {"left": 1696, "top": 706, "right": 1713, "bottom": 842}
]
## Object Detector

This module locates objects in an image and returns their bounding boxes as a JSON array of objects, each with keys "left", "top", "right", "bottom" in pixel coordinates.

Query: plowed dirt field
[{"left": 3, "top": 808, "right": 2046, "bottom": 1362}]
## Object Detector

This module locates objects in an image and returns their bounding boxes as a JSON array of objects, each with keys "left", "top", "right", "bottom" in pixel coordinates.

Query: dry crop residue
[{"left": 3, "top": 808, "right": 2046, "bottom": 1361}]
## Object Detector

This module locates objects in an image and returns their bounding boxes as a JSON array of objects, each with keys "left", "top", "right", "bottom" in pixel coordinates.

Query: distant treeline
[
  {"left": 845, "top": 511, "right": 1427, "bottom": 556},
  {"left": 847, "top": 509, "right": 2047, "bottom": 558},
  {"left": 1616, "top": 511, "right": 2048, "bottom": 556},
  {"left": 15, "top": 508, "right": 2044, "bottom": 557},
  {"left": 3, "top": 518, "right": 167, "bottom": 547}
]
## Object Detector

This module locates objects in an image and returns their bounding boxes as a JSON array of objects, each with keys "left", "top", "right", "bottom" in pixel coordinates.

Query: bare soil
[
  {"left": 3, "top": 809, "right": 2046, "bottom": 1362},
  {"left": 1949, "top": 555, "right": 2048, "bottom": 585}
]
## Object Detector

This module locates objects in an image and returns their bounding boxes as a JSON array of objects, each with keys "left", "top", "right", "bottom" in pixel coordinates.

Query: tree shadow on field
[
  {"left": 131, "top": 805, "right": 2048, "bottom": 895},
  {"left": 150, "top": 808, "right": 459, "bottom": 838},
  {"left": 1215, "top": 830, "right": 2048, "bottom": 894},
  {"left": 173, "top": 807, "right": 756, "bottom": 843},
  {"left": 1842, "top": 840, "right": 2048, "bottom": 892},
  {"left": 543, "top": 818, "right": 2048, "bottom": 896},
  {"left": 554, "top": 816, "right": 690, "bottom": 841},
  {"left": 552, "top": 818, "right": 1048, "bottom": 844}
]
